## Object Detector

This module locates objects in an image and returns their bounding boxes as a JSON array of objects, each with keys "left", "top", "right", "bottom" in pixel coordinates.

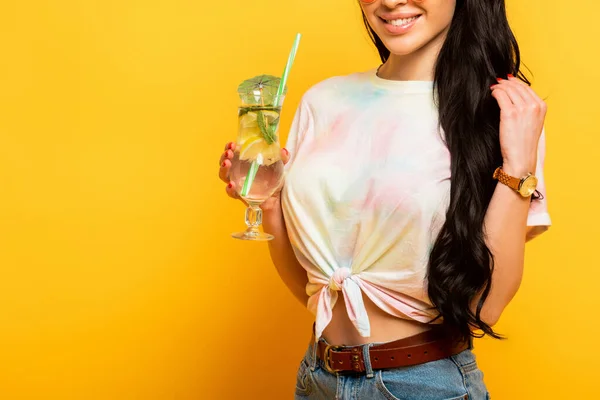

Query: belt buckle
[{"left": 322, "top": 345, "right": 343, "bottom": 374}]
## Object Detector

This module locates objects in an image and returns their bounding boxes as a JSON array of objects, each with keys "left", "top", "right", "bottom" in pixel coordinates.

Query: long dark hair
[{"left": 363, "top": 0, "right": 532, "bottom": 342}]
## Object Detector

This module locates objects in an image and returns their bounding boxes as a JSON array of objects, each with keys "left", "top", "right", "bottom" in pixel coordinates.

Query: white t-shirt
[{"left": 281, "top": 68, "right": 551, "bottom": 341}]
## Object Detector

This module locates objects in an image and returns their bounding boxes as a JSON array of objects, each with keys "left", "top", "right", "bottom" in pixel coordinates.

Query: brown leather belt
[{"left": 315, "top": 329, "right": 470, "bottom": 374}]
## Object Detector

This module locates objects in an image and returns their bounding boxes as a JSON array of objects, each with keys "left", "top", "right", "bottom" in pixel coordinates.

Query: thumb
[{"left": 281, "top": 147, "right": 291, "bottom": 165}]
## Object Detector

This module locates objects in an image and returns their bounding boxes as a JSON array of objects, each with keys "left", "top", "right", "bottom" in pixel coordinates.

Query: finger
[
  {"left": 281, "top": 148, "right": 290, "bottom": 165},
  {"left": 490, "top": 87, "right": 516, "bottom": 114},
  {"left": 225, "top": 182, "right": 239, "bottom": 199},
  {"left": 492, "top": 78, "right": 527, "bottom": 107},
  {"left": 506, "top": 74, "right": 530, "bottom": 89},
  {"left": 219, "top": 150, "right": 234, "bottom": 182},
  {"left": 219, "top": 159, "right": 230, "bottom": 182},
  {"left": 223, "top": 141, "right": 236, "bottom": 151},
  {"left": 509, "top": 76, "right": 547, "bottom": 113},
  {"left": 218, "top": 149, "right": 233, "bottom": 167},
  {"left": 506, "top": 75, "right": 547, "bottom": 115},
  {"left": 225, "top": 181, "right": 242, "bottom": 201},
  {"left": 504, "top": 76, "right": 538, "bottom": 105},
  {"left": 506, "top": 74, "right": 537, "bottom": 95}
]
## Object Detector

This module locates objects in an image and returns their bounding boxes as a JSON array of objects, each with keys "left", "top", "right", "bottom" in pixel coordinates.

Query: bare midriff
[{"left": 322, "top": 292, "right": 433, "bottom": 346}]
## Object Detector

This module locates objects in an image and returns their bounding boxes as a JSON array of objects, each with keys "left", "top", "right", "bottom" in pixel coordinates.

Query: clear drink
[
  {"left": 229, "top": 106, "right": 285, "bottom": 204},
  {"left": 230, "top": 79, "right": 286, "bottom": 241}
]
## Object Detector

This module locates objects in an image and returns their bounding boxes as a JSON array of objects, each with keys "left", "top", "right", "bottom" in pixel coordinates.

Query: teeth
[{"left": 387, "top": 16, "right": 419, "bottom": 26}]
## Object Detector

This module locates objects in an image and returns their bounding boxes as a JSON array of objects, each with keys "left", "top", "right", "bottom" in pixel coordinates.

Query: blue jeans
[{"left": 295, "top": 335, "right": 490, "bottom": 400}]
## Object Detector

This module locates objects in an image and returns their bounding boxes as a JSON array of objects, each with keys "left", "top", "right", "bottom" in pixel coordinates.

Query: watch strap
[{"left": 493, "top": 167, "right": 521, "bottom": 192}]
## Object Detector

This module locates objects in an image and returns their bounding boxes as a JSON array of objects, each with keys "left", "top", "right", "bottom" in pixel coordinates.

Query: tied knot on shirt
[{"left": 329, "top": 267, "right": 351, "bottom": 291}]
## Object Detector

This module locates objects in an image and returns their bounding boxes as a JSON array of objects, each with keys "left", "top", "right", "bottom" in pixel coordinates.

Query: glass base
[{"left": 231, "top": 229, "right": 274, "bottom": 241}]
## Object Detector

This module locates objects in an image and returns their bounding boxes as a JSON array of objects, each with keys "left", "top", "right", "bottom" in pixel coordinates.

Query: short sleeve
[
  {"left": 283, "top": 97, "right": 315, "bottom": 172},
  {"left": 526, "top": 126, "right": 552, "bottom": 240}
]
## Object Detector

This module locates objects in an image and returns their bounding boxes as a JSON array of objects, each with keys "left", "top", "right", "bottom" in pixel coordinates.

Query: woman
[{"left": 219, "top": 0, "right": 551, "bottom": 398}]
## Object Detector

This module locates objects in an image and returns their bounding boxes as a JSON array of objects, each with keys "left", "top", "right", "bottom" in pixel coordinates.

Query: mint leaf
[
  {"left": 268, "top": 117, "right": 279, "bottom": 140},
  {"left": 257, "top": 111, "right": 276, "bottom": 145}
]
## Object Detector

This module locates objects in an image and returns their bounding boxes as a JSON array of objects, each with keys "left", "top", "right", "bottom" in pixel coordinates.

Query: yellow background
[{"left": 0, "top": 1, "right": 597, "bottom": 399}]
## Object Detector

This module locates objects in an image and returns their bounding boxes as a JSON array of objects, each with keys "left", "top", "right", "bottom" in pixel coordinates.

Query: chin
[{"left": 381, "top": 37, "right": 426, "bottom": 56}]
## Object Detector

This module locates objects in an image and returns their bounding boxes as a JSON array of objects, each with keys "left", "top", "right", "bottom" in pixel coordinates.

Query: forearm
[
  {"left": 476, "top": 165, "right": 532, "bottom": 325},
  {"left": 262, "top": 200, "right": 309, "bottom": 306}
]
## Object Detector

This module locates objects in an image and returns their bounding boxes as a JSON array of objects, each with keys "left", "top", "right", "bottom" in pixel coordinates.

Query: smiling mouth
[{"left": 381, "top": 15, "right": 421, "bottom": 27}]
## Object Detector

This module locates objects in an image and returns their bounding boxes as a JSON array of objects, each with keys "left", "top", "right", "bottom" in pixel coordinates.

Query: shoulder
[{"left": 301, "top": 69, "right": 376, "bottom": 106}]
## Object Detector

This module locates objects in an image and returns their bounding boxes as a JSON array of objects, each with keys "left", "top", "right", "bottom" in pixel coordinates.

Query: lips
[
  {"left": 378, "top": 12, "right": 422, "bottom": 21},
  {"left": 378, "top": 14, "right": 422, "bottom": 34},
  {"left": 383, "top": 15, "right": 421, "bottom": 26}
]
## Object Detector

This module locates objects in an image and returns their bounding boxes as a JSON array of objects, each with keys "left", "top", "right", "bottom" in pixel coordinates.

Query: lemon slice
[
  {"left": 238, "top": 112, "right": 262, "bottom": 148},
  {"left": 261, "top": 110, "right": 279, "bottom": 122},
  {"left": 239, "top": 111, "right": 258, "bottom": 129},
  {"left": 238, "top": 127, "right": 261, "bottom": 147},
  {"left": 237, "top": 109, "right": 281, "bottom": 165},
  {"left": 239, "top": 140, "right": 281, "bottom": 165}
]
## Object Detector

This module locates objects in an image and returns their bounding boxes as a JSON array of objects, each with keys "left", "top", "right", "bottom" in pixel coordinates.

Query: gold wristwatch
[{"left": 493, "top": 167, "right": 538, "bottom": 198}]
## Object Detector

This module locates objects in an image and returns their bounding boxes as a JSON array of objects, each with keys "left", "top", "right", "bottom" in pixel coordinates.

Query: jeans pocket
[
  {"left": 450, "top": 351, "right": 489, "bottom": 400},
  {"left": 375, "top": 358, "right": 469, "bottom": 400},
  {"left": 295, "top": 358, "right": 313, "bottom": 397}
]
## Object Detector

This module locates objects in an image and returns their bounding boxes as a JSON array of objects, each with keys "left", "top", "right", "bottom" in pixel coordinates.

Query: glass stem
[{"left": 245, "top": 204, "right": 262, "bottom": 234}]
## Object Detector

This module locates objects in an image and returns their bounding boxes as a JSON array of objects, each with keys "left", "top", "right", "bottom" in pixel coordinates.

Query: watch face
[{"left": 519, "top": 176, "right": 538, "bottom": 197}]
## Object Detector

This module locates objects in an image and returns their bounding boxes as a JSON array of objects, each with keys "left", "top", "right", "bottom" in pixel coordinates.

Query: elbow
[
  {"left": 476, "top": 275, "right": 523, "bottom": 328},
  {"left": 471, "top": 302, "right": 502, "bottom": 328},
  {"left": 479, "top": 309, "right": 501, "bottom": 327},
  {"left": 477, "top": 294, "right": 527, "bottom": 327},
  {"left": 476, "top": 300, "right": 507, "bottom": 328}
]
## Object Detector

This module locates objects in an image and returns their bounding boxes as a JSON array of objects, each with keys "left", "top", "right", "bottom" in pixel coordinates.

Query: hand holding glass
[{"left": 229, "top": 33, "right": 301, "bottom": 241}]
